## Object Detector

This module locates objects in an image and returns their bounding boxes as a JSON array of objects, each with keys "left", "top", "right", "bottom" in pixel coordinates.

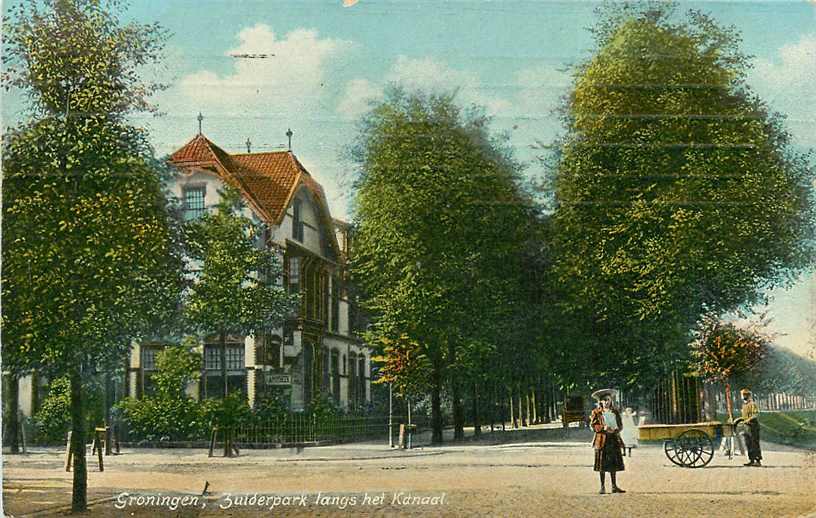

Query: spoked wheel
[
  {"left": 664, "top": 438, "right": 696, "bottom": 467},
  {"left": 664, "top": 429, "right": 714, "bottom": 468}
]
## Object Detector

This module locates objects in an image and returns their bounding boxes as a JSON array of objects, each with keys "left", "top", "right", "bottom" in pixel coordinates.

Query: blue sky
[{"left": 3, "top": 0, "right": 815, "bottom": 357}]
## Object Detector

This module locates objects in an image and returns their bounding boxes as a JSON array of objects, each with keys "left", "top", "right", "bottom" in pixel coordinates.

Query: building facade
[{"left": 126, "top": 133, "right": 371, "bottom": 411}]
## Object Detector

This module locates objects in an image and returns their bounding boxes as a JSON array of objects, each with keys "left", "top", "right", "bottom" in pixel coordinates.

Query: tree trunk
[
  {"left": 703, "top": 382, "right": 717, "bottom": 421},
  {"left": 431, "top": 356, "right": 443, "bottom": 444},
  {"left": 6, "top": 373, "right": 20, "bottom": 454},
  {"left": 220, "top": 330, "right": 228, "bottom": 398},
  {"left": 105, "top": 370, "right": 113, "bottom": 455},
  {"left": 489, "top": 381, "right": 496, "bottom": 432},
  {"left": 70, "top": 368, "right": 87, "bottom": 512},
  {"left": 724, "top": 381, "right": 734, "bottom": 421},
  {"left": 530, "top": 389, "right": 537, "bottom": 424},
  {"left": 510, "top": 387, "right": 517, "bottom": 429},
  {"left": 472, "top": 383, "right": 481, "bottom": 438},
  {"left": 452, "top": 382, "right": 464, "bottom": 441},
  {"left": 448, "top": 342, "right": 464, "bottom": 441}
]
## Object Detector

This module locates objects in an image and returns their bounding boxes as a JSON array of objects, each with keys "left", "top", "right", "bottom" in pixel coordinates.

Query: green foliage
[
  {"left": 32, "top": 376, "right": 104, "bottom": 443},
  {"left": 115, "top": 341, "right": 205, "bottom": 441},
  {"left": 547, "top": 3, "right": 816, "bottom": 386},
  {"left": 210, "top": 392, "right": 253, "bottom": 428},
  {"left": 308, "top": 394, "right": 343, "bottom": 419},
  {"left": 759, "top": 410, "right": 816, "bottom": 449},
  {"left": 1, "top": 0, "right": 183, "bottom": 378},
  {"left": 253, "top": 393, "right": 291, "bottom": 421},
  {"left": 115, "top": 395, "right": 206, "bottom": 442},
  {"left": 736, "top": 345, "right": 816, "bottom": 396},
  {"left": 152, "top": 341, "right": 202, "bottom": 399},
  {"left": 350, "top": 87, "right": 535, "bottom": 401},
  {"left": 183, "top": 187, "right": 295, "bottom": 339}
]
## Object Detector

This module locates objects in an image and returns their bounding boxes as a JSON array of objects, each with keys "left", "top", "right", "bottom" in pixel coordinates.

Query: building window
[
  {"left": 322, "top": 274, "right": 329, "bottom": 328},
  {"left": 331, "top": 276, "right": 340, "bottom": 333},
  {"left": 358, "top": 356, "right": 366, "bottom": 406},
  {"left": 348, "top": 352, "right": 357, "bottom": 408},
  {"left": 331, "top": 350, "right": 340, "bottom": 403},
  {"left": 265, "top": 334, "right": 282, "bottom": 368},
  {"left": 321, "top": 348, "right": 330, "bottom": 393},
  {"left": 292, "top": 199, "right": 304, "bottom": 242},
  {"left": 203, "top": 343, "right": 246, "bottom": 399},
  {"left": 288, "top": 256, "right": 300, "bottom": 295},
  {"left": 141, "top": 346, "right": 162, "bottom": 397},
  {"left": 182, "top": 186, "right": 205, "bottom": 221}
]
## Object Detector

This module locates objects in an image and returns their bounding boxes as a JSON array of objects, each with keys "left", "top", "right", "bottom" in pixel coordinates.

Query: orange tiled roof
[{"left": 168, "top": 134, "right": 334, "bottom": 231}]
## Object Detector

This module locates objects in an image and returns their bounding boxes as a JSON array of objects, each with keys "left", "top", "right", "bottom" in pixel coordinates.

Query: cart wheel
[
  {"left": 676, "top": 429, "right": 714, "bottom": 468},
  {"left": 663, "top": 438, "right": 687, "bottom": 467}
]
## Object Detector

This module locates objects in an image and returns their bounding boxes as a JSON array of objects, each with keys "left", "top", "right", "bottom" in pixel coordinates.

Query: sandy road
[{"left": 3, "top": 428, "right": 815, "bottom": 517}]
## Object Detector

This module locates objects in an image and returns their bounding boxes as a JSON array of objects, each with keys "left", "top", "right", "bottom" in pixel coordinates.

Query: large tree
[
  {"left": 548, "top": 3, "right": 816, "bottom": 386},
  {"left": 1, "top": 0, "right": 181, "bottom": 511},
  {"left": 350, "top": 88, "right": 533, "bottom": 442}
]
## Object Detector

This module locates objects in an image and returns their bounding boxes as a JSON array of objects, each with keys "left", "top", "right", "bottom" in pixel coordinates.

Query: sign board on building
[{"left": 267, "top": 373, "right": 292, "bottom": 385}]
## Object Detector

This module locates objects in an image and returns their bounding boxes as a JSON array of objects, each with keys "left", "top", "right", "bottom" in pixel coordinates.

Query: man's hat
[
  {"left": 591, "top": 388, "right": 619, "bottom": 401},
  {"left": 740, "top": 388, "right": 752, "bottom": 396}
]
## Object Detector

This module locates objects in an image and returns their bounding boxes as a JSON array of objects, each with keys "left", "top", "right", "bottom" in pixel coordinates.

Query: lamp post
[{"left": 388, "top": 383, "right": 394, "bottom": 448}]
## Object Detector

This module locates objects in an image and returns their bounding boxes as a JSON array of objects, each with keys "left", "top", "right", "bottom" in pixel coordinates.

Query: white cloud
[
  {"left": 513, "top": 63, "right": 572, "bottom": 118},
  {"left": 337, "top": 55, "right": 511, "bottom": 119},
  {"left": 751, "top": 34, "right": 816, "bottom": 146},
  {"left": 336, "top": 78, "right": 384, "bottom": 118},
  {"left": 387, "top": 55, "right": 511, "bottom": 115},
  {"left": 179, "top": 25, "right": 352, "bottom": 114}
]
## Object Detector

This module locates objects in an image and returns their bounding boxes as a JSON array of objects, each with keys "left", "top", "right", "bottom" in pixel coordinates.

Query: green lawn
[{"left": 760, "top": 410, "right": 816, "bottom": 449}]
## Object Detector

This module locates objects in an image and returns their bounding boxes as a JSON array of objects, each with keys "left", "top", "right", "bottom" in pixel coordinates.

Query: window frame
[{"left": 181, "top": 185, "right": 206, "bottom": 221}]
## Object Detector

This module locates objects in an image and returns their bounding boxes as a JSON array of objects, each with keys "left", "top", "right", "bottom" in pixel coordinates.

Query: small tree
[
  {"left": 184, "top": 187, "right": 296, "bottom": 400},
  {"left": 690, "top": 314, "right": 771, "bottom": 420},
  {"left": 115, "top": 342, "right": 203, "bottom": 441}
]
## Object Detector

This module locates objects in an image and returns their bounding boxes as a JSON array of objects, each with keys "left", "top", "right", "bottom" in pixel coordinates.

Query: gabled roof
[{"left": 168, "top": 134, "right": 341, "bottom": 257}]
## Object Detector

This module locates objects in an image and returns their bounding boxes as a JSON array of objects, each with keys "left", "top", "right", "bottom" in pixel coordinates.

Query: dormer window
[
  {"left": 182, "top": 185, "right": 206, "bottom": 221},
  {"left": 292, "top": 199, "right": 304, "bottom": 242}
]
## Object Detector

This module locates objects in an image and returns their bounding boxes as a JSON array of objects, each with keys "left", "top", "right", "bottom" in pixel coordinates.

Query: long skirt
[
  {"left": 594, "top": 432, "right": 625, "bottom": 472},
  {"left": 745, "top": 419, "right": 762, "bottom": 462}
]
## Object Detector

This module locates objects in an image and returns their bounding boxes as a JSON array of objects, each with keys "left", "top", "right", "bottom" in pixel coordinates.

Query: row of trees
[
  {"left": 350, "top": 2, "right": 815, "bottom": 443},
  {"left": 1, "top": 1, "right": 295, "bottom": 511}
]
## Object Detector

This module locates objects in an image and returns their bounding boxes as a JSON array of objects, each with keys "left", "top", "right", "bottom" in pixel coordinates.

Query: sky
[{"left": 2, "top": 0, "right": 815, "bottom": 357}]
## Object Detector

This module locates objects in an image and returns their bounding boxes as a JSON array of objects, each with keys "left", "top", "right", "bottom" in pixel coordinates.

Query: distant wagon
[{"left": 561, "top": 395, "right": 589, "bottom": 428}]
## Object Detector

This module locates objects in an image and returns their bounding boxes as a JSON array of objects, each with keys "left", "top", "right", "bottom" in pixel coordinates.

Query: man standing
[{"left": 740, "top": 388, "right": 762, "bottom": 467}]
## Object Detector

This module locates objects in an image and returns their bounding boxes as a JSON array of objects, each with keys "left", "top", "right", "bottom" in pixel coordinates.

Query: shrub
[
  {"left": 116, "top": 396, "right": 207, "bottom": 441},
  {"left": 32, "top": 376, "right": 104, "bottom": 444}
]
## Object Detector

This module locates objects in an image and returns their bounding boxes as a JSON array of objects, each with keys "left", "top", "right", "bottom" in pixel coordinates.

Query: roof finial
[
  {"left": 246, "top": 137, "right": 252, "bottom": 153},
  {"left": 286, "top": 128, "right": 293, "bottom": 151},
  {"left": 197, "top": 112, "right": 204, "bottom": 135}
]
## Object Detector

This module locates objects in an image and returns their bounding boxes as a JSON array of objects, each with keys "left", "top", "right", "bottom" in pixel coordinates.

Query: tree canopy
[
  {"left": 1, "top": 0, "right": 179, "bottom": 510},
  {"left": 547, "top": 3, "right": 816, "bottom": 386},
  {"left": 350, "top": 87, "right": 535, "bottom": 441}
]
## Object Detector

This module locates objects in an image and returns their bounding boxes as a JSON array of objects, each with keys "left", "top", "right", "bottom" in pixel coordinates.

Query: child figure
[{"left": 620, "top": 407, "right": 639, "bottom": 456}]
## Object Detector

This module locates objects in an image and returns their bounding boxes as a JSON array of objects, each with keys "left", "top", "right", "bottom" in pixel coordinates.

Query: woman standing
[{"left": 590, "top": 388, "right": 626, "bottom": 494}]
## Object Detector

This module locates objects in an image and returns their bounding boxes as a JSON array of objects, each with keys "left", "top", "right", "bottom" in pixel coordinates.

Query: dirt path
[{"left": 4, "top": 431, "right": 815, "bottom": 517}]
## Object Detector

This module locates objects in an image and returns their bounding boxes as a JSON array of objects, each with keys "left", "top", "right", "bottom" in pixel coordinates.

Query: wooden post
[
  {"left": 96, "top": 429, "right": 104, "bottom": 472},
  {"left": 223, "top": 427, "right": 231, "bottom": 458},
  {"left": 65, "top": 431, "right": 73, "bottom": 472},
  {"left": 20, "top": 411, "right": 27, "bottom": 454},
  {"left": 208, "top": 427, "right": 217, "bottom": 457}
]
